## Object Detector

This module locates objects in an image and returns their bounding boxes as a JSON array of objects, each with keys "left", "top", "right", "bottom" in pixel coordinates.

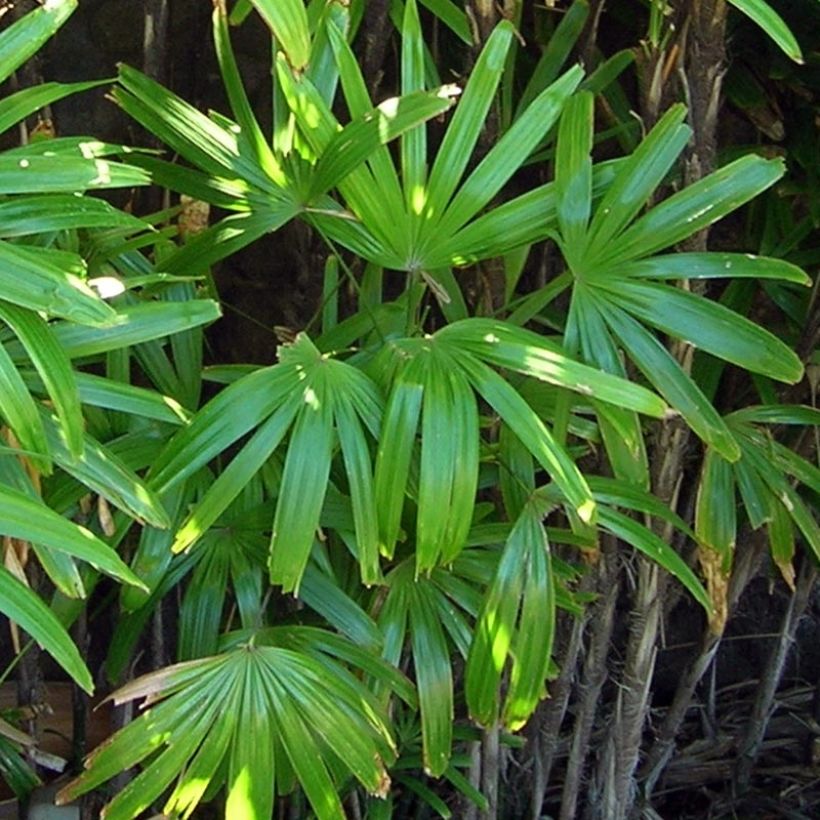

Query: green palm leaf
[
  {"left": 584, "top": 104, "right": 689, "bottom": 261},
  {"left": 594, "top": 296, "right": 740, "bottom": 460},
  {"left": 437, "top": 318, "right": 668, "bottom": 417},
  {"left": 423, "top": 65, "right": 583, "bottom": 253},
  {"left": 335, "top": 399, "right": 382, "bottom": 585},
  {"left": 0, "top": 154, "right": 149, "bottom": 194},
  {"left": 727, "top": 0, "right": 803, "bottom": 62},
  {"left": 0, "top": 565, "right": 91, "bottom": 693},
  {"left": 115, "top": 65, "right": 281, "bottom": 192},
  {"left": 466, "top": 499, "right": 554, "bottom": 729},
  {"left": 0, "top": 340, "right": 49, "bottom": 471},
  {"left": 424, "top": 21, "right": 514, "bottom": 221},
  {"left": 212, "top": 2, "right": 281, "bottom": 181},
  {"left": 0, "top": 304, "right": 83, "bottom": 458},
  {"left": 14, "top": 300, "right": 220, "bottom": 361},
  {"left": 59, "top": 644, "right": 396, "bottom": 820},
  {"left": 416, "top": 349, "right": 477, "bottom": 572},
  {"left": 419, "top": 0, "right": 471, "bottom": 43},
  {"left": 0, "top": 79, "right": 106, "bottom": 138},
  {"left": 0, "top": 194, "right": 145, "bottom": 238},
  {"left": 597, "top": 506, "right": 711, "bottom": 612},
  {"left": 309, "top": 87, "right": 458, "bottom": 200},
  {"left": 400, "top": 0, "right": 428, "bottom": 219},
  {"left": 503, "top": 511, "right": 555, "bottom": 730},
  {"left": 0, "top": 483, "right": 144, "bottom": 589},
  {"left": 172, "top": 398, "right": 301, "bottom": 554},
  {"left": 555, "top": 91, "right": 594, "bottom": 257},
  {"left": 735, "top": 430, "right": 820, "bottom": 559},
  {"left": 409, "top": 581, "right": 453, "bottom": 777},
  {"left": 268, "top": 379, "right": 335, "bottom": 593},
  {"left": 599, "top": 155, "right": 784, "bottom": 265},
  {"left": 250, "top": 0, "right": 311, "bottom": 69},
  {"left": 425, "top": 162, "right": 620, "bottom": 268},
  {"left": 598, "top": 277, "right": 804, "bottom": 383},
  {"left": 324, "top": 18, "right": 409, "bottom": 232},
  {"left": 457, "top": 352, "right": 596, "bottom": 523},
  {"left": 617, "top": 252, "right": 810, "bottom": 285},
  {"left": 696, "top": 448, "right": 737, "bottom": 569},
  {"left": 148, "top": 365, "right": 295, "bottom": 492},
  {"left": 0, "top": 240, "right": 114, "bottom": 324},
  {"left": 72, "top": 373, "right": 190, "bottom": 426},
  {"left": 0, "top": 0, "right": 76, "bottom": 85},
  {"left": 374, "top": 351, "right": 426, "bottom": 558},
  {"left": 41, "top": 415, "right": 170, "bottom": 529}
]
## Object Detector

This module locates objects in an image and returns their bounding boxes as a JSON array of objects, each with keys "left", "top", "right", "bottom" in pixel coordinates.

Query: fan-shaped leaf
[
  {"left": 438, "top": 319, "right": 668, "bottom": 417},
  {"left": 458, "top": 353, "right": 596, "bottom": 522},
  {"left": 424, "top": 22, "right": 514, "bottom": 220},
  {"left": 173, "top": 397, "right": 301, "bottom": 554},
  {"left": 585, "top": 104, "right": 689, "bottom": 260}
]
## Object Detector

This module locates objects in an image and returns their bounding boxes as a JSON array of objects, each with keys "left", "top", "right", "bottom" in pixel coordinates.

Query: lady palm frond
[{"left": 59, "top": 641, "right": 398, "bottom": 820}]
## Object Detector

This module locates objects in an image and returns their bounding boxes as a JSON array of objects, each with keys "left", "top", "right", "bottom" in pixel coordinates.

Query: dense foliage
[{"left": 0, "top": 0, "right": 817, "bottom": 818}]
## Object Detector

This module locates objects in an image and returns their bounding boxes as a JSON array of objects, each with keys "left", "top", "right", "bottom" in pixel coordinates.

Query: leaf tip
[{"left": 577, "top": 498, "right": 596, "bottom": 524}]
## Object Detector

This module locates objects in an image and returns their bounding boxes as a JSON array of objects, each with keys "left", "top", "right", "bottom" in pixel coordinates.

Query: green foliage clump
[{"left": 0, "top": 0, "right": 816, "bottom": 818}]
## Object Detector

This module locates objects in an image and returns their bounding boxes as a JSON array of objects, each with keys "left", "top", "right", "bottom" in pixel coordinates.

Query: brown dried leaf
[
  {"left": 4, "top": 535, "right": 29, "bottom": 581},
  {"left": 697, "top": 546, "right": 729, "bottom": 635},
  {"left": 104, "top": 657, "right": 215, "bottom": 708},
  {"left": 3, "top": 427, "right": 42, "bottom": 494},
  {"left": 774, "top": 556, "right": 796, "bottom": 592},
  {"left": 97, "top": 495, "right": 116, "bottom": 537},
  {"left": 30, "top": 117, "right": 56, "bottom": 143},
  {"left": 179, "top": 194, "right": 210, "bottom": 240}
]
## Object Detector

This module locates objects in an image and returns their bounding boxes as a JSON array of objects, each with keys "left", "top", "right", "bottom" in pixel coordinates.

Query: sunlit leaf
[
  {"left": 438, "top": 319, "right": 668, "bottom": 418},
  {"left": 0, "top": 0, "right": 76, "bottom": 85},
  {"left": 466, "top": 499, "right": 554, "bottom": 730},
  {"left": 250, "top": 0, "right": 311, "bottom": 69},
  {"left": 0, "top": 565, "right": 91, "bottom": 693},
  {"left": 555, "top": 91, "right": 594, "bottom": 257},
  {"left": 0, "top": 483, "right": 145, "bottom": 589},
  {"left": 409, "top": 581, "right": 453, "bottom": 776},
  {"left": 459, "top": 352, "right": 596, "bottom": 522},
  {"left": 60, "top": 644, "right": 395, "bottom": 819},
  {"left": 599, "top": 155, "right": 784, "bottom": 265},
  {"left": 0, "top": 303, "right": 83, "bottom": 457},
  {"left": 0, "top": 240, "right": 114, "bottom": 324}
]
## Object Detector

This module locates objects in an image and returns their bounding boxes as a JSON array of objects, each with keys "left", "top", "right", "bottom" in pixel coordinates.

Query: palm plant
[
  {"left": 0, "top": 0, "right": 219, "bottom": 692},
  {"left": 0, "top": 0, "right": 814, "bottom": 818},
  {"left": 0, "top": 0, "right": 223, "bottom": 799}
]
